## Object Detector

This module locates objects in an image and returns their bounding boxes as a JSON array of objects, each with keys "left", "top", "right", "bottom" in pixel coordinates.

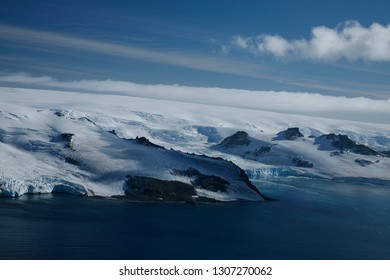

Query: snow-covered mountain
[
  {"left": 214, "top": 129, "right": 390, "bottom": 181},
  {"left": 1, "top": 86, "right": 389, "bottom": 199},
  {"left": 0, "top": 105, "right": 263, "bottom": 202}
]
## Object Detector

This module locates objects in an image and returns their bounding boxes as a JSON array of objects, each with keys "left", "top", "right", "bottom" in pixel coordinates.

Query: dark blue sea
[{"left": 1, "top": 177, "right": 389, "bottom": 260}]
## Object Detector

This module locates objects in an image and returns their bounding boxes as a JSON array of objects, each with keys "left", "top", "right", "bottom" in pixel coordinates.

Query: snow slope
[{"left": 1, "top": 86, "right": 389, "bottom": 197}]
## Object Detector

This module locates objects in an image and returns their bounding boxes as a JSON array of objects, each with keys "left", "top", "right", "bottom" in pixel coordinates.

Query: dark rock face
[
  {"left": 124, "top": 175, "right": 200, "bottom": 203},
  {"left": 219, "top": 131, "right": 250, "bottom": 148},
  {"left": 109, "top": 132, "right": 165, "bottom": 150},
  {"left": 64, "top": 156, "right": 80, "bottom": 165},
  {"left": 355, "top": 158, "right": 374, "bottom": 167},
  {"left": 316, "top": 133, "right": 382, "bottom": 156},
  {"left": 275, "top": 127, "right": 304, "bottom": 140},
  {"left": 381, "top": 151, "right": 390, "bottom": 158},
  {"left": 107, "top": 130, "right": 118, "bottom": 136},
  {"left": 54, "top": 111, "right": 64, "bottom": 117},
  {"left": 49, "top": 133, "right": 79, "bottom": 164},
  {"left": 60, "top": 133, "right": 74, "bottom": 149},
  {"left": 292, "top": 157, "right": 314, "bottom": 168},
  {"left": 50, "top": 133, "right": 75, "bottom": 149},
  {"left": 330, "top": 151, "right": 344, "bottom": 157},
  {"left": 172, "top": 168, "right": 229, "bottom": 192},
  {"left": 237, "top": 168, "right": 265, "bottom": 197},
  {"left": 253, "top": 146, "right": 271, "bottom": 156},
  {"left": 0, "top": 128, "right": 6, "bottom": 143},
  {"left": 125, "top": 165, "right": 266, "bottom": 202},
  {"left": 54, "top": 111, "right": 97, "bottom": 126},
  {"left": 134, "top": 136, "right": 165, "bottom": 149}
]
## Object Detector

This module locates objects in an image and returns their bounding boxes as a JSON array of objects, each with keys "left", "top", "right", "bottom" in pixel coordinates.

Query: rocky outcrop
[
  {"left": 355, "top": 158, "right": 374, "bottom": 167},
  {"left": 124, "top": 175, "right": 199, "bottom": 203},
  {"left": 60, "top": 133, "right": 74, "bottom": 149},
  {"left": 54, "top": 111, "right": 97, "bottom": 126},
  {"left": 50, "top": 133, "right": 75, "bottom": 149},
  {"left": 275, "top": 127, "right": 304, "bottom": 140},
  {"left": 117, "top": 134, "right": 267, "bottom": 202},
  {"left": 219, "top": 131, "right": 250, "bottom": 148},
  {"left": 292, "top": 157, "right": 314, "bottom": 168},
  {"left": 124, "top": 164, "right": 266, "bottom": 203},
  {"left": 171, "top": 168, "right": 229, "bottom": 193},
  {"left": 133, "top": 136, "right": 165, "bottom": 149},
  {"left": 253, "top": 146, "right": 271, "bottom": 156},
  {"left": 381, "top": 151, "right": 390, "bottom": 158},
  {"left": 108, "top": 131, "right": 165, "bottom": 149},
  {"left": 316, "top": 133, "right": 382, "bottom": 156},
  {"left": 64, "top": 156, "right": 80, "bottom": 165}
]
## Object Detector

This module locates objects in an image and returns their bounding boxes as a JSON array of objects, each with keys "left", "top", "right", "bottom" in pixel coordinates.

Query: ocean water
[{"left": 0, "top": 177, "right": 389, "bottom": 260}]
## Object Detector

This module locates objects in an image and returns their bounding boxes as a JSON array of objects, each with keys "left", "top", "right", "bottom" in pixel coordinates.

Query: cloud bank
[
  {"left": 1, "top": 73, "right": 389, "bottom": 124},
  {"left": 230, "top": 21, "right": 390, "bottom": 61}
]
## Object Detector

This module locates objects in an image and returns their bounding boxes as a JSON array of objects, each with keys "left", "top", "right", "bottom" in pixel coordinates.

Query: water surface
[{"left": 0, "top": 177, "right": 389, "bottom": 259}]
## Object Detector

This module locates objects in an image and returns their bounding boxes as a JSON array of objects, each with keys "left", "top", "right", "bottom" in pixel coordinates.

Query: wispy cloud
[
  {"left": 228, "top": 21, "right": 390, "bottom": 62},
  {"left": 0, "top": 72, "right": 54, "bottom": 83},
  {"left": 1, "top": 24, "right": 389, "bottom": 99},
  {"left": 1, "top": 73, "right": 389, "bottom": 124},
  {"left": 0, "top": 24, "right": 265, "bottom": 79}
]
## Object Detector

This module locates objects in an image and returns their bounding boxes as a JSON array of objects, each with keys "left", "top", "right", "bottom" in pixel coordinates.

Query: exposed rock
[
  {"left": 50, "top": 133, "right": 75, "bottom": 149},
  {"left": 253, "top": 146, "right": 271, "bottom": 156},
  {"left": 60, "top": 133, "right": 74, "bottom": 149},
  {"left": 171, "top": 168, "right": 229, "bottom": 192},
  {"left": 355, "top": 158, "right": 374, "bottom": 167},
  {"left": 124, "top": 175, "right": 199, "bottom": 203},
  {"left": 381, "top": 151, "right": 390, "bottom": 158},
  {"left": 316, "top": 133, "right": 382, "bottom": 156},
  {"left": 219, "top": 131, "right": 250, "bottom": 148},
  {"left": 54, "top": 111, "right": 64, "bottom": 117},
  {"left": 330, "top": 151, "right": 344, "bottom": 157},
  {"left": 108, "top": 131, "right": 166, "bottom": 149},
  {"left": 124, "top": 160, "right": 267, "bottom": 203},
  {"left": 275, "top": 127, "right": 304, "bottom": 140},
  {"left": 134, "top": 136, "right": 165, "bottom": 149},
  {"left": 292, "top": 157, "right": 314, "bottom": 168},
  {"left": 237, "top": 168, "right": 266, "bottom": 198},
  {"left": 54, "top": 111, "right": 97, "bottom": 126},
  {"left": 64, "top": 156, "right": 80, "bottom": 165},
  {"left": 0, "top": 128, "right": 6, "bottom": 143},
  {"left": 107, "top": 129, "right": 118, "bottom": 136}
]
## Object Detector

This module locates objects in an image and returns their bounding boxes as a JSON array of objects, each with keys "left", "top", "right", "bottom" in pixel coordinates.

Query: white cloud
[
  {"left": 232, "top": 36, "right": 249, "bottom": 49},
  {"left": 1, "top": 73, "right": 389, "bottom": 124},
  {"left": 230, "top": 21, "right": 390, "bottom": 61},
  {"left": 258, "top": 35, "right": 292, "bottom": 58}
]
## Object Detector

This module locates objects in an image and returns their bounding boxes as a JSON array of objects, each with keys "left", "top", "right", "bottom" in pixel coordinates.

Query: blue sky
[{"left": 1, "top": 0, "right": 390, "bottom": 99}]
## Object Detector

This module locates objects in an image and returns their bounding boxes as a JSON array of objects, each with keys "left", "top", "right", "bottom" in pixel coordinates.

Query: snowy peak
[
  {"left": 315, "top": 133, "right": 383, "bottom": 156},
  {"left": 214, "top": 131, "right": 273, "bottom": 160},
  {"left": 274, "top": 127, "right": 304, "bottom": 140},
  {"left": 219, "top": 131, "right": 251, "bottom": 148},
  {"left": 213, "top": 129, "right": 390, "bottom": 180}
]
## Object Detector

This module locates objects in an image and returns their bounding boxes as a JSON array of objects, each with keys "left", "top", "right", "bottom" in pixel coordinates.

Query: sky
[{"left": 0, "top": 0, "right": 390, "bottom": 100}]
